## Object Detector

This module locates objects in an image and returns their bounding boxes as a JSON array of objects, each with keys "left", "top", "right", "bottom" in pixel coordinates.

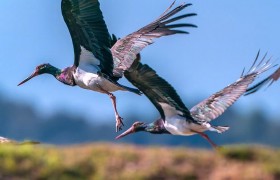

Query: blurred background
[{"left": 0, "top": 0, "right": 279, "bottom": 148}]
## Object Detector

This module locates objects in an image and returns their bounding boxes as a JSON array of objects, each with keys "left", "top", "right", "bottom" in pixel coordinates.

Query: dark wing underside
[
  {"left": 112, "top": 2, "right": 196, "bottom": 78},
  {"left": 190, "top": 52, "right": 275, "bottom": 123},
  {"left": 62, "top": 0, "right": 113, "bottom": 76},
  {"left": 124, "top": 61, "right": 193, "bottom": 120}
]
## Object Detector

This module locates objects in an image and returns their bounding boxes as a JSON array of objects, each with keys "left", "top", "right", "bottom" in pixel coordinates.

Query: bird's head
[
  {"left": 115, "top": 121, "right": 147, "bottom": 139},
  {"left": 18, "top": 63, "right": 58, "bottom": 86}
]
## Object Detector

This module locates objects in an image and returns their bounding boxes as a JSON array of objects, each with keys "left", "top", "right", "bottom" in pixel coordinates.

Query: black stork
[
  {"left": 18, "top": 0, "right": 197, "bottom": 131},
  {"left": 116, "top": 52, "right": 276, "bottom": 148}
]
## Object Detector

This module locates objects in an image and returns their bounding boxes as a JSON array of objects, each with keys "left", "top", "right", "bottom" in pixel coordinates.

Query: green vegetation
[
  {"left": 1, "top": 93, "right": 280, "bottom": 147},
  {"left": 220, "top": 145, "right": 280, "bottom": 178},
  {"left": 0, "top": 143, "right": 279, "bottom": 179}
]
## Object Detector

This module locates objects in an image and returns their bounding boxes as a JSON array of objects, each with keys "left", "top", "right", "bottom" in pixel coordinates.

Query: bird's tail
[{"left": 210, "top": 126, "right": 229, "bottom": 133}]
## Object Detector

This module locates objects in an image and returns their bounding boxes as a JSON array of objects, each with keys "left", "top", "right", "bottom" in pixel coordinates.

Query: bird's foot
[{"left": 116, "top": 116, "right": 124, "bottom": 132}]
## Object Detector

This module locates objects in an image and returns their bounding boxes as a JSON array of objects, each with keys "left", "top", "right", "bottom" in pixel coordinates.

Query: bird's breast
[
  {"left": 73, "top": 67, "right": 100, "bottom": 91},
  {"left": 164, "top": 116, "right": 208, "bottom": 136},
  {"left": 73, "top": 67, "right": 123, "bottom": 93},
  {"left": 164, "top": 116, "right": 194, "bottom": 136}
]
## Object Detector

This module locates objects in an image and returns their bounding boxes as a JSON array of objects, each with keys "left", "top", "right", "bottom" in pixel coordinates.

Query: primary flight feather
[{"left": 18, "top": 0, "right": 197, "bottom": 131}]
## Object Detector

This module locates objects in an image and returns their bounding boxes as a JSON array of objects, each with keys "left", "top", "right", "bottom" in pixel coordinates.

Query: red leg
[
  {"left": 107, "top": 92, "right": 124, "bottom": 132},
  {"left": 97, "top": 85, "right": 124, "bottom": 132},
  {"left": 192, "top": 130, "right": 218, "bottom": 149}
]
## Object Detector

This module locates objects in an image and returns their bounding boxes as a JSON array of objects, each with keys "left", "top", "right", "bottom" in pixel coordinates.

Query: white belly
[
  {"left": 73, "top": 67, "right": 122, "bottom": 93},
  {"left": 164, "top": 116, "right": 209, "bottom": 136}
]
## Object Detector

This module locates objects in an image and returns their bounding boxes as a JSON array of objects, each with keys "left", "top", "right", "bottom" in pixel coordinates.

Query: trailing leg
[
  {"left": 97, "top": 85, "right": 124, "bottom": 132},
  {"left": 192, "top": 130, "right": 218, "bottom": 149}
]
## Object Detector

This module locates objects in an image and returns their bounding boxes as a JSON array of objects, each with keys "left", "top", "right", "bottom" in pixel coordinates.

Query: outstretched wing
[
  {"left": 245, "top": 66, "right": 280, "bottom": 95},
  {"left": 124, "top": 61, "right": 193, "bottom": 121},
  {"left": 62, "top": 0, "right": 113, "bottom": 76},
  {"left": 190, "top": 52, "right": 275, "bottom": 123},
  {"left": 112, "top": 2, "right": 197, "bottom": 78}
]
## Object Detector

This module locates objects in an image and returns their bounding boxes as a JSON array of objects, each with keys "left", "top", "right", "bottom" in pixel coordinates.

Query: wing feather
[
  {"left": 124, "top": 62, "right": 192, "bottom": 120},
  {"left": 112, "top": 2, "right": 197, "bottom": 78},
  {"left": 62, "top": 0, "right": 113, "bottom": 76},
  {"left": 245, "top": 66, "right": 280, "bottom": 95},
  {"left": 190, "top": 52, "right": 276, "bottom": 123}
]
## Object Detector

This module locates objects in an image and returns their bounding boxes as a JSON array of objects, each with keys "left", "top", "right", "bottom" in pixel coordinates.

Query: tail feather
[{"left": 210, "top": 126, "right": 230, "bottom": 133}]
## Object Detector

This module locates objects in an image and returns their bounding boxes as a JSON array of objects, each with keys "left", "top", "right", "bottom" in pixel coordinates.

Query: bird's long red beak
[
  {"left": 18, "top": 71, "right": 39, "bottom": 86},
  {"left": 115, "top": 126, "right": 135, "bottom": 140}
]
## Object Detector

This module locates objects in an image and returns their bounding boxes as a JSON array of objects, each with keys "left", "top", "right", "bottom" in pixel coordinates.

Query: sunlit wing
[
  {"left": 245, "top": 66, "right": 280, "bottom": 95},
  {"left": 190, "top": 52, "right": 275, "bottom": 123},
  {"left": 62, "top": 0, "right": 113, "bottom": 76},
  {"left": 112, "top": 2, "right": 197, "bottom": 78},
  {"left": 124, "top": 61, "right": 193, "bottom": 120}
]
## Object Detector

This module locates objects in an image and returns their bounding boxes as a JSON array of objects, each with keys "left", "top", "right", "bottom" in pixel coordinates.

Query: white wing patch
[
  {"left": 158, "top": 102, "right": 183, "bottom": 118},
  {"left": 80, "top": 46, "right": 100, "bottom": 66}
]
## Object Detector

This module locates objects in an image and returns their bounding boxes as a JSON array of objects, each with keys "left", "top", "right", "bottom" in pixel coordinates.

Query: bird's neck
[
  {"left": 48, "top": 66, "right": 62, "bottom": 77},
  {"left": 145, "top": 119, "right": 170, "bottom": 134},
  {"left": 49, "top": 66, "right": 76, "bottom": 86}
]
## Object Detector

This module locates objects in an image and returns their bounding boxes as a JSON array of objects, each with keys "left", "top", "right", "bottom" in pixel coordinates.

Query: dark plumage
[
  {"left": 18, "top": 1, "right": 196, "bottom": 131},
  {"left": 62, "top": 0, "right": 114, "bottom": 76},
  {"left": 245, "top": 66, "right": 280, "bottom": 95},
  {"left": 117, "top": 52, "right": 276, "bottom": 148},
  {"left": 125, "top": 61, "right": 192, "bottom": 121}
]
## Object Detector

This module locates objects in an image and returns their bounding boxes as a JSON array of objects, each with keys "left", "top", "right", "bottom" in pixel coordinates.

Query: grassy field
[{"left": 0, "top": 143, "right": 279, "bottom": 180}]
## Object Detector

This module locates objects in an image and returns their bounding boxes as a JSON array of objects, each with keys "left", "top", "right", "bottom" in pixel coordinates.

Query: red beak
[
  {"left": 115, "top": 126, "right": 135, "bottom": 140},
  {"left": 18, "top": 71, "right": 39, "bottom": 86}
]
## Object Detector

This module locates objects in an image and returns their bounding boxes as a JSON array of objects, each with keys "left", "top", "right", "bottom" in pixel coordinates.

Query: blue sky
[{"left": 0, "top": 0, "right": 279, "bottom": 122}]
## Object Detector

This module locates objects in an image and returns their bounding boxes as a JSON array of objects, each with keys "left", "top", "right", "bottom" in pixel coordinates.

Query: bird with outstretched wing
[
  {"left": 116, "top": 52, "right": 276, "bottom": 148},
  {"left": 18, "top": 0, "right": 196, "bottom": 131}
]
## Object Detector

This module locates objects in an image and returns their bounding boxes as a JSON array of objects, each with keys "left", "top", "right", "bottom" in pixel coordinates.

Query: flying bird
[
  {"left": 116, "top": 52, "right": 275, "bottom": 148},
  {"left": 18, "top": 0, "right": 197, "bottom": 131}
]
